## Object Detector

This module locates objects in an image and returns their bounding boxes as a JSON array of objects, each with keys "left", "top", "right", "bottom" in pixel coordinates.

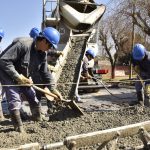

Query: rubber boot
[
  {"left": 30, "top": 106, "right": 42, "bottom": 121},
  {"left": 10, "top": 110, "right": 24, "bottom": 133},
  {"left": 0, "top": 101, "right": 4, "bottom": 121},
  {"left": 144, "top": 95, "right": 150, "bottom": 107},
  {"left": 47, "top": 100, "right": 54, "bottom": 114},
  {"left": 137, "top": 91, "right": 144, "bottom": 106}
]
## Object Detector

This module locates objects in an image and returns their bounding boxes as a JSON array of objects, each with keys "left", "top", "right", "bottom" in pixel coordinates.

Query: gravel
[{"left": 0, "top": 106, "right": 150, "bottom": 149}]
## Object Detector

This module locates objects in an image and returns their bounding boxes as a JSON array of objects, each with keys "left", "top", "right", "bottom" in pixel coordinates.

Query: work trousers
[
  {"left": 135, "top": 73, "right": 150, "bottom": 93},
  {"left": 0, "top": 70, "right": 40, "bottom": 111}
]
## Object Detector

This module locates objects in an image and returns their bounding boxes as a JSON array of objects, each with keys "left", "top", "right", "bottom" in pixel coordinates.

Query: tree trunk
[{"left": 111, "top": 65, "right": 116, "bottom": 79}]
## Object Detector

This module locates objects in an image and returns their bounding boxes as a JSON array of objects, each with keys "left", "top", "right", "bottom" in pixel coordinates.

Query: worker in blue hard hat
[
  {"left": 0, "top": 27, "right": 62, "bottom": 132},
  {"left": 81, "top": 48, "right": 96, "bottom": 80},
  {"left": 29, "top": 27, "right": 40, "bottom": 39},
  {"left": 76, "top": 48, "right": 96, "bottom": 103},
  {"left": 132, "top": 43, "right": 150, "bottom": 106}
]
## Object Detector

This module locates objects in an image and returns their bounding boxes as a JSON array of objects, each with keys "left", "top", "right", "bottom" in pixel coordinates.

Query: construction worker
[
  {"left": 29, "top": 27, "right": 63, "bottom": 114},
  {"left": 29, "top": 27, "right": 40, "bottom": 39},
  {"left": 0, "top": 28, "right": 5, "bottom": 120},
  {"left": 76, "top": 48, "right": 96, "bottom": 103},
  {"left": 0, "top": 27, "right": 62, "bottom": 132},
  {"left": 132, "top": 43, "right": 150, "bottom": 106},
  {"left": 81, "top": 48, "right": 96, "bottom": 82}
]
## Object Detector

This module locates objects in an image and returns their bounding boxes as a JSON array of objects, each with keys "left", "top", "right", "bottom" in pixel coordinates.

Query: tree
[
  {"left": 98, "top": 13, "right": 130, "bottom": 78},
  {"left": 98, "top": 0, "right": 150, "bottom": 79}
]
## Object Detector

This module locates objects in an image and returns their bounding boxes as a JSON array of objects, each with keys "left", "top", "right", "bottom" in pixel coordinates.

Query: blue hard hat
[
  {"left": 0, "top": 28, "right": 4, "bottom": 38},
  {"left": 29, "top": 27, "right": 40, "bottom": 39},
  {"left": 86, "top": 48, "right": 96, "bottom": 58},
  {"left": 132, "top": 44, "right": 146, "bottom": 60},
  {"left": 42, "top": 27, "right": 60, "bottom": 49}
]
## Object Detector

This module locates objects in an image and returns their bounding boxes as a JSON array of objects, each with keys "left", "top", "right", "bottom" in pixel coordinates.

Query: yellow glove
[
  {"left": 48, "top": 65, "right": 57, "bottom": 72},
  {"left": 145, "top": 84, "right": 150, "bottom": 95},
  {"left": 16, "top": 74, "right": 33, "bottom": 86},
  {"left": 57, "top": 51, "right": 64, "bottom": 56},
  {"left": 87, "top": 73, "right": 92, "bottom": 79},
  {"left": 134, "top": 65, "right": 140, "bottom": 74},
  {"left": 51, "top": 89, "right": 63, "bottom": 100}
]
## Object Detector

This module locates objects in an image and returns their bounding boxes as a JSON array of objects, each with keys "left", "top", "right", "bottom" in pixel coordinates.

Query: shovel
[{"left": 32, "top": 85, "right": 84, "bottom": 115}]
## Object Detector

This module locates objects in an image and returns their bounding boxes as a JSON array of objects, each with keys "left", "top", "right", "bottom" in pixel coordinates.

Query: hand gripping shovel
[{"left": 32, "top": 85, "right": 84, "bottom": 115}]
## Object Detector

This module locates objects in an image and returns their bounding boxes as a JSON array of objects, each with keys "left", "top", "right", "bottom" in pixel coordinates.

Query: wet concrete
[
  {"left": 78, "top": 87, "right": 137, "bottom": 112},
  {"left": 1, "top": 86, "right": 150, "bottom": 149}
]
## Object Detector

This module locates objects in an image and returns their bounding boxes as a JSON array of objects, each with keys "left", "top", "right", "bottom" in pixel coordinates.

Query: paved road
[{"left": 78, "top": 87, "right": 137, "bottom": 112}]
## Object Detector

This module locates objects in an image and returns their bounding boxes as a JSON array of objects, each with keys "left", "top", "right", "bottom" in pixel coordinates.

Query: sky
[{"left": 0, "top": 0, "right": 110, "bottom": 49}]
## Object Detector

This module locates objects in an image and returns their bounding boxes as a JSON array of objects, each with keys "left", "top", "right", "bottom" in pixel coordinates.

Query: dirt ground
[{"left": 1, "top": 87, "right": 150, "bottom": 149}]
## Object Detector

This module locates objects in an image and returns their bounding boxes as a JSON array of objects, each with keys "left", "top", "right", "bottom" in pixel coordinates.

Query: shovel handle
[
  {"left": 32, "top": 85, "right": 58, "bottom": 99},
  {"left": 32, "top": 85, "right": 83, "bottom": 115},
  {"left": 32, "top": 85, "right": 71, "bottom": 102}
]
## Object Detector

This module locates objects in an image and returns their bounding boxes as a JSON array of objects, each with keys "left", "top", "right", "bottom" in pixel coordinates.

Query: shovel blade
[{"left": 67, "top": 101, "right": 84, "bottom": 115}]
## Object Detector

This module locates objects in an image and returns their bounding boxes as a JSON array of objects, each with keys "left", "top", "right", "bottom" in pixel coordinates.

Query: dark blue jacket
[
  {"left": 0, "top": 37, "right": 53, "bottom": 88},
  {"left": 132, "top": 51, "right": 150, "bottom": 76}
]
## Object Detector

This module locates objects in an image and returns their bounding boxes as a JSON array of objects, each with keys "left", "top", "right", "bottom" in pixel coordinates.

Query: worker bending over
[
  {"left": 0, "top": 27, "right": 62, "bottom": 132},
  {"left": 76, "top": 48, "right": 96, "bottom": 103},
  {"left": 132, "top": 43, "right": 150, "bottom": 106},
  {"left": 80, "top": 49, "right": 96, "bottom": 82}
]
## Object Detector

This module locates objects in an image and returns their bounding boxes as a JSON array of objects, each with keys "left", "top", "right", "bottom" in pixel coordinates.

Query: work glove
[
  {"left": 80, "top": 76, "right": 86, "bottom": 80},
  {"left": 16, "top": 74, "right": 33, "bottom": 86},
  {"left": 50, "top": 89, "right": 63, "bottom": 101},
  {"left": 48, "top": 65, "right": 57, "bottom": 72},
  {"left": 81, "top": 72, "right": 92, "bottom": 80},
  {"left": 145, "top": 84, "right": 150, "bottom": 95},
  {"left": 87, "top": 74, "right": 92, "bottom": 79},
  {"left": 134, "top": 65, "right": 140, "bottom": 75},
  {"left": 57, "top": 51, "right": 64, "bottom": 57}
]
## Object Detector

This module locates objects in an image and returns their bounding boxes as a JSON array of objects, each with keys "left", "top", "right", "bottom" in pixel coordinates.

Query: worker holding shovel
[
  {"left": 80, "top": 49, "right": 96, "bottom": 82},
  {"left": 132, "top": 43, "right": 150, "bottom": 106},
  {"left": 76, "top": 48, "right": 96, "bottom": 103},
  {"left": 0, "top": 27, "right": 62, "bottom": 132}
]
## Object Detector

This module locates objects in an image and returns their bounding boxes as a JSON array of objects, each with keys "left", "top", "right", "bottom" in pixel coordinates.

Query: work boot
[
  {"left": 30, "top": 106, "right": 42, "bottom": 121},
  {"left": 0, "top": 102, "right": 4, "bottom": 121},
  {"left": 10, "top": 110, "right": 24, "bottom": 133},
  {"left": 137, "top": 91, "right": 144, "bottom": 106},
  {"left": 47, "top": 101, "right": 54, "bottom": 115},
  {"left": 144, "top": 95, "right": 150, "bottom": 107}
]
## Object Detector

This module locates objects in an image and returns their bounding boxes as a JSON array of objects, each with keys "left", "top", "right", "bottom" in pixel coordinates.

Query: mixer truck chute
[
  {"left": 43, "top": 0, "right": 106, "bottom": 32},
  {"left": 59, "top": 1, "right": 106, "bottom": 32}
]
